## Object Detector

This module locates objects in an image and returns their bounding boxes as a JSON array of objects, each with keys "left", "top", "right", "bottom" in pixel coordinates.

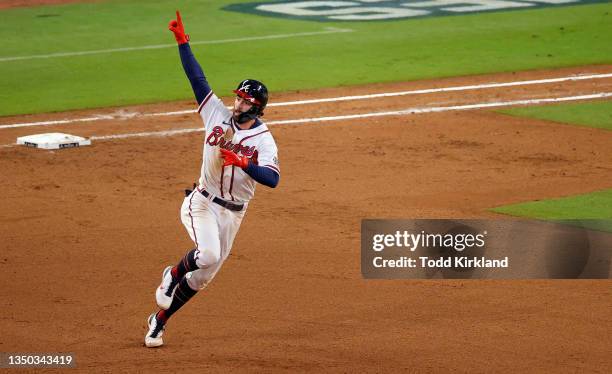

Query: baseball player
[{"left": 145, "top": 11, "right": 280, "bottom": 348}]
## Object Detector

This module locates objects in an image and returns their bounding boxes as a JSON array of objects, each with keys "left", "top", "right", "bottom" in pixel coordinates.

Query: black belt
[{"left": 200, "top": 189, "right": 244, "bottom": 212}]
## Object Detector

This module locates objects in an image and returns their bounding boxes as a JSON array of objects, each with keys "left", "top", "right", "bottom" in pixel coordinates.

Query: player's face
[{"left": 233, "top": 96, "right": 254, "bottom": 119}]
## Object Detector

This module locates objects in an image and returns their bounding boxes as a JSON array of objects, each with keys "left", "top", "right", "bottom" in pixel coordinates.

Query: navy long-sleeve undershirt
[
  {"left": 245, "top": 163, "right": 279, "bottom": 188},
  {"left": 178, "top": 43, "right": 211, "bottom": 104},
  {"left": 178, "top": 43, "right": 279, "bottom": 188}
]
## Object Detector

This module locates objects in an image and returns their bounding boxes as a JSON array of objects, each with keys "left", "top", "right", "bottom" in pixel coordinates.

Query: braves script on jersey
[{"left": 198, "top": 91, "right": 280, "bottom": 203}]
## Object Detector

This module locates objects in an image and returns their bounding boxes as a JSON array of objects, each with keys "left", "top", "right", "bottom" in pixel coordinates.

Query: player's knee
[
  {"left": 195, "top": 247, "right": 221, "bottom": 268},
  {"left": 186, "top": 271, "right": 210, "bottom": 291}
]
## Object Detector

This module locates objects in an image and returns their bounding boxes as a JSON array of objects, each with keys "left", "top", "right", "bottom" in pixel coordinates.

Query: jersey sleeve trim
[
  {"left": 262, "top": 164, "right": 280, "bottom": 175},
  {"left": 197, "top": 91, "right": 214, "bottom": 113}
]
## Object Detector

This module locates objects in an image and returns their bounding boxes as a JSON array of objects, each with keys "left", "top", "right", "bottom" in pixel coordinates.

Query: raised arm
[{"left": 168, "top": 11, "right": 211, "bottom": 105}]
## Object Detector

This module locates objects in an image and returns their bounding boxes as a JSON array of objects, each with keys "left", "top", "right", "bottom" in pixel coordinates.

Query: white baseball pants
[{"left": 180, "top": 189, "right": 246, "bottom": 290}]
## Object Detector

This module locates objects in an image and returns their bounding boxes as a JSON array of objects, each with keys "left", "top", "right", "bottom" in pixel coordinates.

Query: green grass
[
  {"left": 1, "top": 0, "right": 611, "bottom": 116},
  {"left": 499, "top": 100, "right": 612, "bottom": 130},
  {"left": 491, "top": 189, "right": 612, "bottom": 231}
]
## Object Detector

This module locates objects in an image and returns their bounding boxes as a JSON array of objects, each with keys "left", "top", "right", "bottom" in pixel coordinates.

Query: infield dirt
[{"left": 1, "top": 66, "right": 612, "bottom": 372}]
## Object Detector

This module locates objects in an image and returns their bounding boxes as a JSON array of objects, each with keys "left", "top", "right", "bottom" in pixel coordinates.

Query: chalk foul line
[
  {"left": 1, "top": 92, "right": 608, "bottom": 148},
  {"left": 1, "top": 72, "right": 611, "bottom": 130},
  {"left": 0, "top": 27, "right": 353, "bottom": 62},
  {"left": 83, "top": 92, "right": 612, "bottom": 141}
]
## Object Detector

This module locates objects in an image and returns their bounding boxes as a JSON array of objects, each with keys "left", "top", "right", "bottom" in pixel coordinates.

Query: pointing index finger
[{"left": 176, "top": 10, "right": 182, "bottom": 24}]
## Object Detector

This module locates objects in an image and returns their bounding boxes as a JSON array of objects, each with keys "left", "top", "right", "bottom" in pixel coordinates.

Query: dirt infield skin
[{"left": 1, "top": 65, "right": 611, "bottom": 372}]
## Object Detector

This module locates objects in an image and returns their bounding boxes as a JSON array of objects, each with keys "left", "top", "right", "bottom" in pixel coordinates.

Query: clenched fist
[{"left": 220, "top": 149, "right": 249, "bottom": 169}]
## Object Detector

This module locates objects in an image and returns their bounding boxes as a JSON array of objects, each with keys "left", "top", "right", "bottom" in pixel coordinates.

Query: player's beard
[{"left": 232, "top": 109, "right": 242, "bottom": 122}]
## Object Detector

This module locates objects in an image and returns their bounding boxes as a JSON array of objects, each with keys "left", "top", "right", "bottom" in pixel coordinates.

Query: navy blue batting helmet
[{"left": 233, "top": 79, "right": 268, "bottom": 123}]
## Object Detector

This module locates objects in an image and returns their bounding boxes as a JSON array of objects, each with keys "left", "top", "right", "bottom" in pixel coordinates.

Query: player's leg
[
  {"left": 185, "top": 207, "right": 246, "bottom": 290},
  {"left": 159, "top": 191, "right": 222, "bottom": 296},
  {"left": 151, "top": 193, "right": 222, "bottom": 322},
  {"left": 147, "top": 192, "right": 222, "bottom": 347},
  {"left": 149, "top": 255, "right": 221, "bottom": 346},
  {"left": 220, "top": 208, "right": 246, "bottom": 255},
  {"left": 182, "top": 190, "right": 223, "bottom": 269},
  {"left": 146, "top": 195, "right": 244, "bottom": 347}
]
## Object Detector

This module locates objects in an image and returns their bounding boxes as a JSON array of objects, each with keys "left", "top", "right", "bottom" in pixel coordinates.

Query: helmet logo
[{"left": 239, "top": 81, "right": 251, "bottom": 92}]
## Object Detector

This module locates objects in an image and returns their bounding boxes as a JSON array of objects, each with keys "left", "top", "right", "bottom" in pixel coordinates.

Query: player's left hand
[{"left": 220, "top": 149, "right": 249, "bottom": 169}]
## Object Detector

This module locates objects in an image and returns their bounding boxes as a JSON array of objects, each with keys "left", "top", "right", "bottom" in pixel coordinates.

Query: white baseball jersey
[{"left": 196, "top": 91, "right": 280, "bottom": 204}]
